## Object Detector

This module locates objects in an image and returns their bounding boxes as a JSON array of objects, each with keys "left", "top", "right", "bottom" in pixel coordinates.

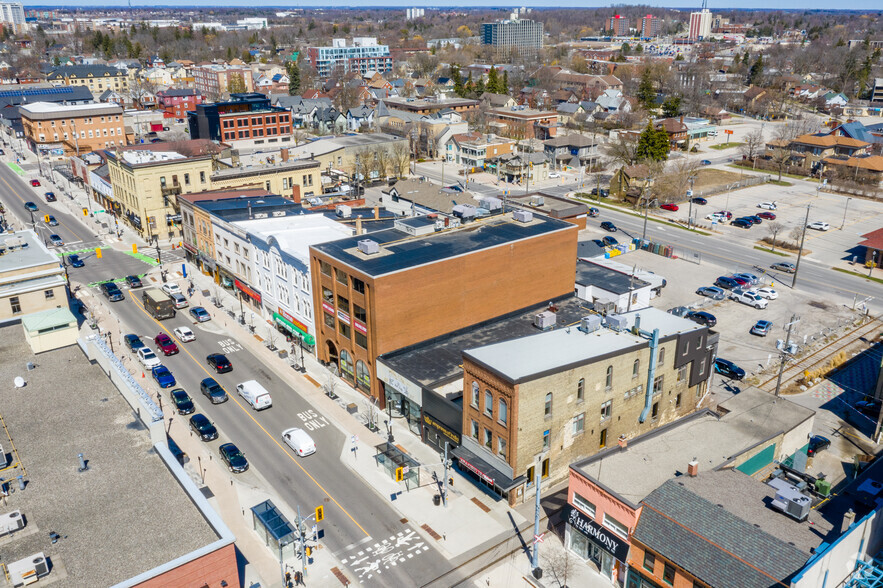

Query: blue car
[
  {"left": 714, "top": 358, "right": 745, "bottom": 380},
  {"left": 68, "top": 254, "right": 84, "bottom": 268},
  {"left": 190, "top": 306, "right": 211, "bottom": 322},
  {"left": 152, "top": 365, "right": 176, "bottom": 388}
]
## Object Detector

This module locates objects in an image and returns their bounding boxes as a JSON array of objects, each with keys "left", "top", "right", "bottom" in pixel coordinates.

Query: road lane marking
[
  {"left": 0, "top": 170, "right": 85, "bottom": 241},
  {"left": 125, "top": 295, "right": 371, "bottom": 538}
]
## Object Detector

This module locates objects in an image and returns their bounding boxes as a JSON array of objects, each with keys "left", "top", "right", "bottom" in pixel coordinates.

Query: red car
[
  {"left": 715, "top": 210, "right": 732, "bottom": 220},
  {"left": 758, "top": 211, "right": 776, "bottom": 220},
  {"left": 154, "top": 332, "right": 179, "bottom": 356},
  {"left": 731, "top": 276, "right": 750, "bottom": 286},
  {"left": 660, "top": 203, "right": 679, "bottom": 211},
  {"left": 30, "top": 179, "right": 41, "bottom": 187}
]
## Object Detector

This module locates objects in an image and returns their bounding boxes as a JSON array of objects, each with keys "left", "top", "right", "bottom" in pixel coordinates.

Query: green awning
[{"left": 273, "top": 313, "right": 315, "bottom": 346}]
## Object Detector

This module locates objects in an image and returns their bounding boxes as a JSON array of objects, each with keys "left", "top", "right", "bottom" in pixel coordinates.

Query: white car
[
  {"left": 282, "top": 427, "right": 316, "bottom": 457},
  {"left": 705, "top": 213, "right": 724, "bottom": 221},
  {"left": 169, "top": 292, "right": 188, "bottom": 309},
  {"left": 757, "top": 201, "right": 777, "bottom": 210},
  {"left": 161, "top": 282, "right": 182, "bottom": 296},
  {"left": 807, "top": 221, "right": 830, "bottom": 231},
  {"left": 174, "top": 326, "right": 196, "bottom": 342},
  {"left": 754, "top": 287, "right": 778, "bottom": 300},
  {"left": 137, "top": 347, "right": 162, "bottom": 368},
  {"left": 548, "top": 172, "right": 561, "bottom": 178}
]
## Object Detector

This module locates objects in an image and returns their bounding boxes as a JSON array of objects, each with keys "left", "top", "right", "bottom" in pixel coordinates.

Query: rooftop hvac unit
[
  {"left": 336, "top": 205, "right": 352, "bottom": 218},
  {"left": 8, "top": 552, "right": 49, "bottom": 587},
  {"left": 512, "top": 210, "right": 533, "bottom": 223},
  {"left": 479, "top": 196, "right": 503, "bottom": 210},
  {"left": 452, "top": 204, "right": 477, "bottom": 219},
  {"left": 770, "top": 486, "right": 812, "bottom": 521},
  {"left": 357, "top": 239, "right": 380, "bottom": 255},
  {"left": 604, "top": 314, "right": 628, "bottom": 331},
  {"left": 579, "top": 315, "right": 603, "bottom": 333},
  {"left": 530, "top": 195, "right": 545, "bottom": 206},
  {"left": 0, "top": 511, "right": 24, "bottom": 537},
  {"left": 534, "top": 311, "right": 556, "bottom": 330}
]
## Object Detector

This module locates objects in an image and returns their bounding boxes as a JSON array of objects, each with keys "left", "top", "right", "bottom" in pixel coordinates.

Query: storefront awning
[
  {"left": 273, "top": 312, "right": 316, "bottom": 346},
  {"left": 234, "top": 278, "right": 261, "bottom": 304},
  {"left": 452, "top": 444, "right": 524, "bottom": 492}
]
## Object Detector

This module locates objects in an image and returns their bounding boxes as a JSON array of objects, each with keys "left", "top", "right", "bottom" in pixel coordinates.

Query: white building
[
  {"left": 689, "top": 9, "right": 712, "bottom": 41},
  {"left": 406, "top": 8, "right": 424, "bottom": 20},
  {"left": 0, "top": 2, "right": 26, "bottom": 32}
]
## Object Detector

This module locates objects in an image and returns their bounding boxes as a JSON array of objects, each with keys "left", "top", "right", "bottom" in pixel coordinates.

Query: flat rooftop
[
  {"left": 463, "top": 307, "right": 702, "bottom": 384},
  {"left": 236, "top": 214, "right": 353, "bottom": 263},
  {"left": 0, "top": 325, "right": 218, "bottom": 586},
  {"left": 572, "top": 388, "right": 816, "bottom": 507},
  {"left": 121, "top": 150, "right": 186, "bottom": 165},
  {"left": 0, "top": 231, "right": 58, "bottom": 273},
  {"left": 379, "top": 294, "right": 592, "bottom": 389},
  {"left": 311, "top": 211, "right": 576, "bottom": 279},
  {"left": 211, "top": 158, "right": 319, "bottom": 180},
  {"left": 575, "top": 259, "right": 651, "bottom": 294},
  {"left": 18, "top": 101, "right": 121, "bottom": 117}
]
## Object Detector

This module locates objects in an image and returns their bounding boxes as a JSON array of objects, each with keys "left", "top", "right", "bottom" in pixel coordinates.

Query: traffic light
[
  {"left": 305, "top": 546, "right": 312, "bottom": 557},
  {"left": 43, "top": 215, "right": 49, "bottom": 223},
  {"left": 95, "top": 247, "right": 102, "bottom": 259},
  {"left": 132, "top": 244, "right": 138, "bottom": 254},
  {"left": 315, "top": 505, "right": 324, "bottom": 522},
  {"left": 395, "top": 467, "right": 404, "bottom": 482},
  {"left": 82, "top": 208, "right": 88, "bottom": 216}
]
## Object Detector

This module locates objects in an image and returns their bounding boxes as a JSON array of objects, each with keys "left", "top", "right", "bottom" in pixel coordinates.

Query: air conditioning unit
[
  {"left": 534, "top": 311, "right": 556, "bottom": 330},
  {"left": 604, "top": 314, "right": 628, "bottom": 331},
  {"left": 336, "top": 205, "right": 352, "bottom": 218},
  {"left": 357, "top": 239, "right": 380, "bottom": 255},
  {"left": 512, "top": 210, "right": 533, "bottom": 223},
  {"left": 8, "top": 552, "right": 49, "bottom": 587},
  {"left": 0, "top": 511, "right": 24, "bottom": 537},
  {"left": 579, "top": 315, "right": 603, "bottom": 333},
  {"left": 770, "top": 485, "right": 812, "bottom": 521}
]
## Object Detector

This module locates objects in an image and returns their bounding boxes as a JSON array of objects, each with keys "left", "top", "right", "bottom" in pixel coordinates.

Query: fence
[
  {"left": 691, "top": 174, "right": 770, "bottom": 199},
  {"left": 637, "top": 239, "right": 702, "bottom": 264}
]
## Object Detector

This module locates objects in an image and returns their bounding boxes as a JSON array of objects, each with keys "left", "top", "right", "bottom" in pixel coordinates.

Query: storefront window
[
  {"left": 355, "top": 331, "right": 368, "bottom": 349},
  {"left": 355, "top": 360, "right": 371, "bottom": 393},
  {"left": 339, "top": 349, "right": 354, "bottom": 383}
]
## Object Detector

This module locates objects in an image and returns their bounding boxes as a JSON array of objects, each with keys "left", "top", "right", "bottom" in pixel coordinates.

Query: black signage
[
  {"left": 423, "top": 413, "right": 461, "bottom": 445},
  {"left": 565, "top": 505, "right": 629, "bottom": 562}
]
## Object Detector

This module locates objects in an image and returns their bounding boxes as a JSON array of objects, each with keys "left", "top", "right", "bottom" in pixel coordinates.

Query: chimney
[
  {"left": 842, "top": 508, "right": 856, "bottom": 533},
  {"left": 687, "top": 459, "right": 699, "bottom": 477},
  {"left": 374, "top": 206, "right": 379, "bottom": 220},
  {"left": 291, "top": 185, "right": 301, "bottom": 204},
  {"left": 280, "top": 148, "right": 290, "bottom": 162},
  {"left": 679, "top": 114, "right": 684, "bottom": 125},
  {"left": 618, "top": 435, "right": 628, "bottom": 451},
  {"left": 355, "top": 216, "right": 363, "bottom": 235}
]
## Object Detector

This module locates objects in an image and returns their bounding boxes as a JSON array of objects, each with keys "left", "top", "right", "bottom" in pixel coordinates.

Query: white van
[
  {"left": 236, "top": 380, "right": 273, "bottom": 410},
  {"left": 282, "top": 428, "right": 316, "bottom": 457}
]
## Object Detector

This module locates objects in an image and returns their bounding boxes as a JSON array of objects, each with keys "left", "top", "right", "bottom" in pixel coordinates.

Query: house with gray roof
[{"left": 347, "top": 105, "right": 375, "bottom": 131}]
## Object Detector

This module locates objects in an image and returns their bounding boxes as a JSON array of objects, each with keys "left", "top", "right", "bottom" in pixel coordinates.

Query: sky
[{"left": 20, "top": 2, "right": 883, "bottom": 9}]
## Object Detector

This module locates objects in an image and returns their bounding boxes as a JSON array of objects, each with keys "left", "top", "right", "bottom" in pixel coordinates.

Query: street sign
[
  {"left": 533, "top": 533, "right": 545, "bottom": 545},
  {"left": 724, "top": 129, "right": 734, "bottom": 135},
  {"left": 94, "top": 209, "right": 106, "bottom": 214}
]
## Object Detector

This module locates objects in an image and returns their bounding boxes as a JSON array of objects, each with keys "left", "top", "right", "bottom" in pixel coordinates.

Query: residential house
[
  {"left": 481, "top": 92, "right": 517, "bottom": 110},
  {"left": 98, "top": 89, "right": 126, "bottom": 107},
  {"left": 595, "top": 89, "right": 631, "bottom": 113},
  {"left": 556, "top": 102, "right": 586, "bottom": 125},
  {"left": 610, "top": 164, "right": 653, "bottom": 198},
  {"left": 543, "top": 134, "right": 601, "bottom": 170},
  {"left": 314, "top": 106, "right": 347, "bottom": 134},
  {"left": 550, "top": 90, "right": 581, "bottom": 105},
  {"left": 490, "top": 151, "right": 549, "bottom": 184},
  {"left": 743, "top": 85, "right": 767, "bottom": 106},
  {"left": 346, "top": 105, "right": 375, "bottom": 131},
  {"left": 766, "top": 132, "right": 871, "bottom": 173},
  {"left": 654, "top": 116, "right": 689, "bottom": 150},
  {"left": 450, "top": 131, "right": 515, "bottom": 171},
  {"left": 486, "top": 107, "right": 559, "bottom": 140},
  {"left": 156, "top": 88, "right": 204, "bottom": 120}
]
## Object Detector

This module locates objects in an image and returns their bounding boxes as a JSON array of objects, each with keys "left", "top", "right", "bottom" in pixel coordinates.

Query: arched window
[
  {"left": 633, "top": 359, "right": 640, "bottom": 378},
  {"left": 577, "top": 378, "right": 585, "bottom": 401},
  {"left": 355, "top": 360, "right": 371, "bottom": 393},
  {"left": 499, "top": 398, "right": 508, "bottom": 426},
  {"left": 471, "top": 382, "right": 479, "bottom": 407},
  {"left": 544, "top": 393, "right": 553, "bottom": 417},
  {"left": 606, "top": 365, "right": 613, "bottom": 389},
  {"left": 485, "top": 390, "right": 493, "bottom": 417},
  {"left": 339, "top": 349, "right": 354, "bottom": 383}
]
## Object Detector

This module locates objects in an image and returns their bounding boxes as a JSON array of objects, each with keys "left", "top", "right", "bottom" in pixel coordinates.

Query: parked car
[
  {"left": 685, "top": 310, "right": 717, "bottom": 327},
  {"left": 856, "top": 398, "right": 882, "bottom": 417},
  {"left": 24, "top": 201, "right": 37, "bottom": 212},
  {"left": 715, "top": 211, "right": 733, "bottom": 220},
  {"left": 771, "top": 262, "right": 796, "bottom": 273},
  {"left": 207, "top": 353, "right": 233, "bottom": 373},
  {"left": 190, "top": 306, "right": 211, "bottom": 322},
  {"left": 49, "top": 234, "right": 63, "bottom": 246},
  {"left": 282, "top": 427, "right": 316, "bottom": 457},
  {"left": 600, "top": 221, "right": 617, "bottom": 232},
  {"left": 731, "top": 218, "right": 752, "bottom": 229},
  {"left": 807, "top": 435, "right": 831, "bottom": 457},
  {"left": 732, "top": 273, "right": 760, "bottom": 286},
  {"left": 757, "top": 201, "right": 778, "bottom": 210},
  {"left": 154, "top": 332, "right": 179, "bottom": 355},
  {"left": 219, "top": 443, "right": 249, "bottom": 473},
  {"left": 660, "top": 203, "right": 679, "bottom": 212},
  {"left": 169, "top": 388, "right": 195, "bottom": 415},
  {"left": 758, "top": 212, "right": 777, "bottom": 220},
  {"left": 714, "top": 358, "right": 745, "bottom": 380},
  {"left": 807, "top": 221, "right": 830, "bottom": 231},
  {"left": 667, "top": 306, "right": 690, "bottom": 317},
  {"left": 152, "top": 366, "right": 176, "bottom": 388},
  {"left": 126, "top": 275, "right": 143, "bottom": 288},
  {"left": 750, "top": 320, "right": 773, "bottom": 336},
  {"left": 161, "top": 282, "right": 182, "bottom": 296},
  {"left": 189, "top": 414, "right": 218, "bottom": 442},
  {"left": 591, "top": 188, "right": 609, "bottom": 197},
  {"left": 602, "top": 236, "right": 619, "bottom": 247},
  {"left": 67, "top": 254, "right": 84, "bottom": 268},
  {"left": 44, "top": 192, "right": 56, "bottom": 202},
  {"left": 169, "top": 292, "right": 188, "bottom": 309},
  {"left": 137, "top": 347, "right": 161, "bottom": 369},
  {"left": 729, "top": 288, "right": 768, "bottom": 309},
  {"left": 696, "top": 286, "right": 726, "bottom": 300},
  {"left": 691, "top": 197, "right": 708, "bottom": 205},
  {"left": 588, "top": 207, "right": 600, "bottom": 217},
  {"left": 47, "top": 215, "right": 58, "bottom": 226},
  {"left": 700, "top": 159, "right": 712, "bottom": 165},
  {"left": 706, "top": 213, "right": 725, "bottom": 221},
  {"left": 100, "top": 282, "right": 124, "bottom": 302},
  {"left": 200, "top": 377, "right": 228, "bottom": 404},
  {"left": 743, "top": 215, "right": 762, "bottom": 225},
  {"left": 548, "top": 172, "right": 560, "bottom": 178},
  {"left": 754, "top": 287, "right": 778, "bottom": 300},
  {"left": 714, "top": 276, "right": 740, "bottom": 290},
  {"left": 174, "top": 326, "right": 196, "bottom": 342},
  {"left": 124, "top": 334, "right": 145, "bottom": 353},
  {"left": 730, "top": 276, "right": 750, "bottom": 287},
  {"left": 30, "top": 179, "right": 40, "bottom": 187}
]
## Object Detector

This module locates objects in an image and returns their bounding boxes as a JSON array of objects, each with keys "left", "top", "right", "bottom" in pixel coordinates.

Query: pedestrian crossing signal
[
  {"left": 82, "top": 208, "right": 88, "bottom": 216},
  {"left": 95, "top": 247, "right": 102, "bottom": 259},
  {"left": 395, "top": 467, "right": 404, "bottom": 482},
  {"left": 44, "top": 215, "right": 49, "bottom": 223},
  {"left": 305, "top": 546, "right": 312, "bottom": 557},
  {"left": 315, "top": 505, "right": 324, "bottom": 522}
]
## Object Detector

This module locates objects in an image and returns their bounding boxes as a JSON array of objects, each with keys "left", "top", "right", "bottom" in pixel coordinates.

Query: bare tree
[
  {"left": 775, "top": 115, "right": 822, "bottom": 142},
  {"left": 541, "top": 544, "right": 574, "bottom": 588},
  {"left": 373, "top": 145, "right": 390, "bottom": 181},
  {"left": 391, "top": 140, "right": 411, "bottom": 178},
  {"left": 740, "top": 128, "right": 765, "bottom": 161},
  {"left": 604, "top": 132, "right": 640, "bottom": 167},
  {"left": 789, "top": 225, "right": 804, "bottom": 244},
  {"left": 653, "top": 158, "right": 700, "bottom": 203},
  {"left": 766, "top": 221, "right": 785, "bottom": 251},
  {"left": 334, "top": 84, "right": 361, "bottom": 113},
  {"left": 768, "top": 147, "right": 793, "bottom": 181}
]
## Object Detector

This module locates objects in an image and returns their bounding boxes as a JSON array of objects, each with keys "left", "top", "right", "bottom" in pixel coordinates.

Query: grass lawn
[
  {"left": 832, "top": 267, "right": 883, "bottom": 285},
  {"left": 572, "top": 196, "right": 711, "bottom": 236},
  {"left": 709, "top": 142, "right": 743, "bottom": 150},
  {"left": 768, "top": 180, "right": 793, "bottom": 186},
  {"left": 753, "top": 245, "right": 790, "bottom": 257},
  {"left": 691, "top": 168, "right": 744, "bottom": 191}
]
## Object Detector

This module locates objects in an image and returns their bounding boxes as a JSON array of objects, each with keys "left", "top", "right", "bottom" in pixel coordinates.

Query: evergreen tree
[
  {"left": 661, "top": 96, "right": 681, "bottom": 118},
  {"left": 748, "top": 55, "right": 764, "bottom": 86},
  {"left": 636, "top": 69, "right": 655, "bottom": 109},
  {"left": 487, "top": 66, "right": 501, "bottom": 94},
  {"left": 287, "top": 61, "right": 301, "bottom": 96},
  {"left": 451, "top": 65, "right": 465, "bottom": 97},
  {"left": 473, "top": 76, "right": 486, "bottom": 98},
  {"left": 636, "top": 122, "right": 669, "bottom": 161},
  {"left": 503, "top": 70, "right": 509, "bottom": 94}
]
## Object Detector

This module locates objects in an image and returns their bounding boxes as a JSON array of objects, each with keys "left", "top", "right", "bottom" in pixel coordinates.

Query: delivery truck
[{"left": 143, "top": 288, "right": 176, "bottom": 320}]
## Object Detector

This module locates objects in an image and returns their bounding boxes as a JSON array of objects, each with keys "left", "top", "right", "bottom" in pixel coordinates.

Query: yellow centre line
[
  {"left": 0, "top": 172, "right": 84, "bottom": 242},
  {"left": 126, "top": 295, "right": 371, "bottom": 538}
]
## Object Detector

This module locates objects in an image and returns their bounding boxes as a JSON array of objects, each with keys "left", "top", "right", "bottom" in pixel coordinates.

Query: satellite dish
[{"left": 13, "top": 377, "right": 25, "bottom": 388}]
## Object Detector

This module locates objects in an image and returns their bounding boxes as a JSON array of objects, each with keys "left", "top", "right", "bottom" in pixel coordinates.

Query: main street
[{"left": 0, "top": 158, "right": 460, "bottom": 588}]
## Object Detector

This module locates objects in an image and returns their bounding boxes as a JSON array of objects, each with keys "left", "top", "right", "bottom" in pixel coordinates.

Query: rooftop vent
[
  {"left": 604, "top": 314, "right": 628, "bottom": 331},
  {"left": 512, "top": 210, "right": 533, "bottom": 223},
  {"left": 579, "top": 315, "right": 603, "bottom": 333},
  {"left": 769, "top": 483, "right": 812, "bottom": 522},
  {"left": 336, "top": 204, "right": 352, "bottom": 218},
  {"left": 534, "top": 311, "right": 556, "bottom": 331},
  {"left": 529, "top": 195, "right": 545, "bottom": 207},
  {"left": 357, "top": 239, "right": 380, "bottom": 255}
]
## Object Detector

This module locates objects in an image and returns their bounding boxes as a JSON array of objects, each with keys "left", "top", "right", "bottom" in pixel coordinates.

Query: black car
[
  {"left": 731, "top": 218, "right": 752, "bottom": 229},
  {"left": 123, "top": 334, "right": 145, "bottom": 353},
  {"left": 600, "top": 221, "right": 617, "bottom": 232},
  {"left": 715, "top": 276, "right": 740, "bottom": 290},
  {"left": 591, "top": 188, "right": 610, "bottom": 197},
  {"left": 189, "top": 414, "right": 218, "bottom": 441},
  {"left": 807, "top": 435, "right": 831, "bottom": 457},
  {"left": 602, "top": 236, "right": 619, "bottom": 247},
  {"left": 206, "top": 353, "right": 233, "bottom": 373},
  {"left": 219, "top": 443, "right": 249, "bottom": 473},
  {"left": 685, "top": 310, "right": 717, "bottom": 327},
  {"left": 745, "top": 215, "right": 762, "bottom": 224},
  {"left": 691, "top": 197, "right": 708, "bottom": 205},
  {"left": 44, "top": 192, "right": 56, "bottom": 202},
  {"left": 588, "top": 207, "right": 600, "bottom": 217},
  {"left": 101, "top": 282, "right": 124, "bottom": 302},
  {"left": 126, "top": 275, "right": 143, "bottom": 288},
  {"left": 169, "top": 388, "right": 195, "bottom": 415},
  {"left": 714, "top": 358, "right": 745, "bottom": 380},
  {"left": 200, "top": 377, "right": 228, "bottom": 404}
]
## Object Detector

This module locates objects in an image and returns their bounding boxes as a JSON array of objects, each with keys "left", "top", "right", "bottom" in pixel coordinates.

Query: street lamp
[
  {"left": 686, "top": 176, "right": 695, "bottom": 231},
  {"left": 840, "top": 197, "right": 852, "bottom": 230}
]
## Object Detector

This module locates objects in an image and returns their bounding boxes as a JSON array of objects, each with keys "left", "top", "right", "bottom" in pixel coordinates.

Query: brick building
[
  {"left": 19, "top": 101, "right": 127, "bottom": 160},
  {"left": 192, "top": 64, "right": 254, "bottom": 99},
  {"left": 188, "top": 93, "right": 293, "bottom": 150},
  {"left": 608, "top": 15, "right": 630, "bottom": 36},
  {"left": 157, "top": 88, "right": 204, "bottom": 120},
  {"left": 46, "top": 65, "right": 130, "bottom": 96},
  {"left": 309, "top": 211, "right": 578, "bottom": 405},
  {"left": 459, "top": 308, "right": 716, "bottom": 506}
]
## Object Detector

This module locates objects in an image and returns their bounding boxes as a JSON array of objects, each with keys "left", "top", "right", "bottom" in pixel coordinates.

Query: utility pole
[
  {"left": 774, "top": 315, "right": 799, "bottom": 397},
  {"left": 531, "top": 470, "right": 542, "bottom": 577},
  {"left": 791, "top": 204, "right": 811, "bottom": 289},
  {"left": 640, "top": 188, "right": 651, "bottom": 243},
  {"left": 442, "top": 441, "right": 450, "bottom": 508},
  {"left": 840, "top": 197, "right": 852, "bottom": 230},
  {"left": 686, "top": 176, "right": 695, "bottom": 231}
]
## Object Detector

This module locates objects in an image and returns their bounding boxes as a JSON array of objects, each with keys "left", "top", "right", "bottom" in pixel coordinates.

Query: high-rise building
[
  {"left": 307, "top": 38, "right": 393, "bottom": 79},
  {"left": 405, "top": 8, "right": 424, "bottom": 20},
  {"left": 0, "top": 2, "right": 25, "bottom": 32},
  {"left": 608, "top": 15, "right": 630, "bottom": 37},
  {"left": 481, "top": 18, "right": 543, "bottom": 54},
  {"left": 641, "top": 15, "right": 660, "bottom": 38},
  {"left": 689, "top": 9, "right": 713, "bottom": 40}
]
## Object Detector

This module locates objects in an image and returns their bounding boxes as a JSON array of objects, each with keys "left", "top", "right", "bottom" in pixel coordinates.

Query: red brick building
[
  {"left": 157, "top": 88, "right": 204, "bottom": 120},
  {"left": 188, "top": 93, "right": 292, "bottom": 150}
]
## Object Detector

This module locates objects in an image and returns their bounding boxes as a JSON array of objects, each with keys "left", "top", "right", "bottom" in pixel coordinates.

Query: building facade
[
  {"left": 157, "top": 88, "right": 204, "bottom": 120},
  {"left": 689, "top": 9, "right": 712, "bottom": 41},
  {"left": 210, "top": 158, "right": 321, "bottom": 201},
  {"left": 307, "top": 38, "right": 393, "bottom": 79},
  {"left": 640, "top": 15, "right": 659, "bottom": 38},
  {"left": 188, "top": 93, "right": 292, "bottom": 150},
  {"left": 0, "top": 231, "right": 67, "bottom": 324},
  {"left": 19, "top": 102, "right": 126, "bottom": 160},
  {"left": 46, "top": 65, "right": 130, "bottom": 96},
  {"left": 192, "top": 64, "right": 254, "bottom": 100},
  {"left": 481, "top": 18, "right": 543, "bottom": 54},
  {"left": 608, "top": 15, "right": 630, "bottom": 37},
  {"left": 0, "top": 2, "right": 24, "bottom": 32}
]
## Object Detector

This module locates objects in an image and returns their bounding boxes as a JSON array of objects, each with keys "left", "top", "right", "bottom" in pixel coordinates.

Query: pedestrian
[{"left": 294, "top": 570, "right": 304, "bottom": 586}]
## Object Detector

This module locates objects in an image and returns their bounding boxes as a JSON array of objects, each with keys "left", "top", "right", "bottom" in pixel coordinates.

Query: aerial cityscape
[{"left": 0, "top": 2, "right": 882, "bottom": 588}]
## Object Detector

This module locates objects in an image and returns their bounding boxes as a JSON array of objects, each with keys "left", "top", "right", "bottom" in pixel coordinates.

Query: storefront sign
[
  {"left": 182, "top": 242, "right": 197, "bottom": 254},
  {"left": 354, "top": 320, "right": 367, "bottom": 335},
  {"left": 375, "top": 361, "right": 422, "bottom": 404},
  {"left": 337, "top": 310, "right": 351, "bottom": 325},
  {"left": 458, "top": 457, "right": 494, "bottom": 486},
  {"left": 278, "top": 307, "right": 308, "bottom": 334},
  {"left": 322, "top": 301, "right": 335, "bottom": 315},
  {"left": 423, "top": 413, "right": 460, "bottom": 445},
  {"left": 234, "top": 279, "right": 262, "bottom": 304},
  {"left": 565, "top": 505, "right": 629, "bottom": 562}
]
